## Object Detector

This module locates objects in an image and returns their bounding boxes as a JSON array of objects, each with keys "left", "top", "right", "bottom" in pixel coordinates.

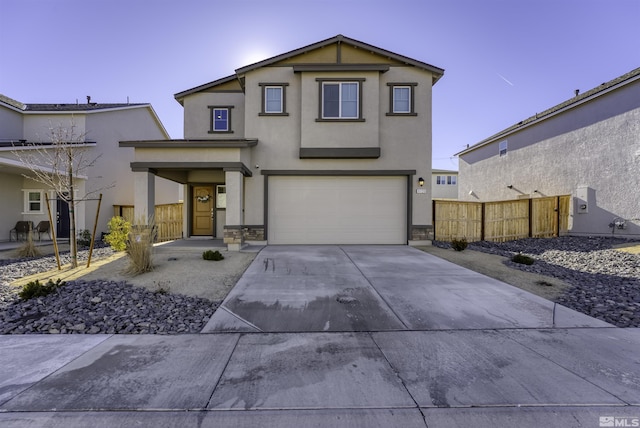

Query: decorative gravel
[
  {"left": 436, "top": 236, "right": 640, "bottom": 327},
  {"left": 0, "top": 248, "right": 218, "bottom": 334}
]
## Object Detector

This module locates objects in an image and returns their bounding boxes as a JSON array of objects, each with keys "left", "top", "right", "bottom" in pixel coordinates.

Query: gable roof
[
  {"left": 0, "top": 93, "right": 148, "bottom": 112},
  {"left": 456, "top": 66, "right": 640, "bottom": 156},
  {"left": 174, "top": 34, "right": 444, "bottom": 103}
]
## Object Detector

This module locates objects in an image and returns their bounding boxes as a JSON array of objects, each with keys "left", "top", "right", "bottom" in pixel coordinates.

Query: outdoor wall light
[{"left": 418, "top": 177, "right": 424, "bottom": 187}]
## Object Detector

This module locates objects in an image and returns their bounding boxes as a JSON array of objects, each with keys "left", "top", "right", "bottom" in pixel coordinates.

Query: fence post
[
  {"left": 480, "top": 202, "right": 485, "bottom": 241},
  {"left": 432, "top": 200, "right": 437, "bottom": 241},
  {"left": 528, "top": 198, "right": 533, "bottom": 238}
]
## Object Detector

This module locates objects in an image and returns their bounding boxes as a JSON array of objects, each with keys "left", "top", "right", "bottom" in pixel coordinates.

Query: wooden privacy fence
[
  {"left": 113, "top": 203, "right": 183, "bottom": 242},
  {"left": 433, "top": 196, "right": 570, "bottom": 242}
]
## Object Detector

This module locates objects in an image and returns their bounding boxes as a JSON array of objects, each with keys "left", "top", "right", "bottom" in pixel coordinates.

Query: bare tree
[{"left": 13, "top": 118, "right": 106, "bottom": 268}]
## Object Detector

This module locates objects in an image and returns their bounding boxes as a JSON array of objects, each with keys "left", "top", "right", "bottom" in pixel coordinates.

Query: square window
[
  {"left": 213, "top": 109, "right": 228, "bottom": 131},
  {"left": 265, "top": 87, "right": 283, "bottom": 113},
  {"left": 322, "top": 82, "right": 359, "bottom": 119},
  {"left": 393, "top": 87, "right": 411, "bottom": 113}
]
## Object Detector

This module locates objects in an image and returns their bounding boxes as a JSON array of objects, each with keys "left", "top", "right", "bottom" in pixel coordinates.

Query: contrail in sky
[{"left": 498, "top": 73, "right": 514, "bottom": 86}]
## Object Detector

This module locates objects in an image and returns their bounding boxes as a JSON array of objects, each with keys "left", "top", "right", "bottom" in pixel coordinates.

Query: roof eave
[{"left": 456, "top": 66, "right": 640, "bottom": 157}]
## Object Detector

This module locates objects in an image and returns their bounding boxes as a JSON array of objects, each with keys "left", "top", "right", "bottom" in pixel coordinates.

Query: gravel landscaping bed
[
  {"left": 435, "top": 236, "right": 640, "bottom": 327},
  {"left": 0, "top": 247, "right": 219, "bottom": 334}
]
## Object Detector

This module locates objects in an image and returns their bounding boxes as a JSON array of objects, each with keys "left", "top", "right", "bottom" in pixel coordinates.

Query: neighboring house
[
  {"left": 456, "top": 67, "right": 640, "bottom": 238},
  {"left": 0, "top": 94, "right": 181, "bottom": 241},
  {"left": 432, "top": 169, "right": 458, "bottom": 199},
  {"left": 121, "top": 35, "right": 444, "bottom": 249}
]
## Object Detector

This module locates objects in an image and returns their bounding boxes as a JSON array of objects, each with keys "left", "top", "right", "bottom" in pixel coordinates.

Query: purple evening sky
[{"left": 1, "top": 0, "right": 638, "bottom": 170}]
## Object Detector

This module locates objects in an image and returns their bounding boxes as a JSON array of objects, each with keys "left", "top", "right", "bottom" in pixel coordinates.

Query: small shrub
[
  {"left": 512, "top": 253, "right": 535, "bottom": 265},
  {"left": 451, "top": 238, "right": 468, "bottom": 252},
  {"left": 19, "top": 278, "right": 65, "bottom": 300},
  {"left": 77, "top": 229, "right": 92, "bottom": 248},
  {"left": 154, "top": 280, "right": 171, "bottom": 295},
  {"left": 203, "top": 249, "right": 225, "bottom": 261},
  {"left": 104, "top": 216, "right": 131, "bottom": 252}
]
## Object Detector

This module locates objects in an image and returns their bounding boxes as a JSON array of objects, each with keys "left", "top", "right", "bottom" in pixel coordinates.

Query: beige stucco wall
[
  {"left": 23, "top": 114, "right": 87, "bottom": 141},
  {"left": 458, "top": 79, "right": 640, "bottom": 237},
  {"left": 432, "top": 171, "right": 458, "bottom": 199},
  {"left": 238, "top": 64, "right": 434, "bottom": 230},
  {"left": 183, "top": 92, "right": 245, "bottom": 139},
  {"left": 0, "top": 105, "right": 23, "bottom": 139}
]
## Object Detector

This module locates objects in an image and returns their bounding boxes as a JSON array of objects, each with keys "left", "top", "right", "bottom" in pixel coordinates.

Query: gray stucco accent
[
  {"left": 299, "top": 147, "right": 381, "bottom": 159},
  {"left": 130, "top": 162, "right": 253, "bottom": 177},
  {"left": 261, "top": 170, "right": 416, "bottom": 176},
  {"left": 294, "top": 64, "right": 390, "bottom": 73},
  {"left": 119, "top": 139, "right": 258, "bottom": 148}
]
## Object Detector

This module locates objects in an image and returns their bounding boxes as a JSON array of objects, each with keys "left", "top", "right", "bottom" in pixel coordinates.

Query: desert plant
[
  {"left": 451, "top": 237, "right": 468, "bottom": 252},
  {"left": 203, "top": 249, "right": 225, "bottom": 261},
  {"left": 104, "top": 216, "right": 130, "bottom": 252},
  {"left": 77, "top": 229, "right": 92, "bottom": 248},
  {"left": 19, "top": 278, "right": 65, "bottom": 300},
  {"left": 124, "top": 215, "right": 155, "bottom": 275},
  {"left": 17, "top": 227, "right": 41, "bottom": 258},
  {"left": 512, "top": 253, "right": 535, "bottom": 265}
]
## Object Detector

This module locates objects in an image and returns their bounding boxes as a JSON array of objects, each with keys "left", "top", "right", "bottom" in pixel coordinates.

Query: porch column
[
  {"left": 224, "top": 169, "right": 244, "bottom": 251},
  {"left": 134, "top": 170, "right": 155, "bottom": 223}
]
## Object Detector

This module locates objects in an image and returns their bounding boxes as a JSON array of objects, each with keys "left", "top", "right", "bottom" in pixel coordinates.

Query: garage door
[{"left": 268, "top": 176, "right": 407, "bottom": 244}]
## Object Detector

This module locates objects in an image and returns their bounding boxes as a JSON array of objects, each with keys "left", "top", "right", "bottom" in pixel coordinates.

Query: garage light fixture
[{"left": 418, "top": 177, "right": 424, "bottom": 187}]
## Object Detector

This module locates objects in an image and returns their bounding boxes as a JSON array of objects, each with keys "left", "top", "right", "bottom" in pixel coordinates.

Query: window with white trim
[
  {"left": 436, "top": 175, "right": 457, "bottom": 185},
  {"left": 499, "top": 140, "right": 508, "bottom": 157},
  {"left": 23, "top": 189, "right": 43, "bottom": 214},
  {"left": 393, "top": 86, "right": 411, "bottom": 113},
  {"left": 265, "top": 87, "right": 283, "bottom": 113},
  {"left": 386, "top": 82, "right": 417, "bottom": 116},
  {"left": 322, "top": 82, "right": 359, "bottom": 119}
]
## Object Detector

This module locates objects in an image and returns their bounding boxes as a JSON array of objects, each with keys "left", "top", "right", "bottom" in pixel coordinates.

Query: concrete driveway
[
  {"left": 203, "top": 245, "right": 609, "bottom": 332},
  {"left": 2, "top": 245, "right": 639, "bottom": 427}
]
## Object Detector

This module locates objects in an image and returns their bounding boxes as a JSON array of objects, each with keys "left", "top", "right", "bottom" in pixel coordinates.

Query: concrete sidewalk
[{"left": 1, "top": 245, "right": 638, "bottom": 427}]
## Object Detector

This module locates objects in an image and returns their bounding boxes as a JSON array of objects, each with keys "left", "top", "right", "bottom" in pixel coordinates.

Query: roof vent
[{"left": 574, "top": 89, "right": 580, "bottom": 96}]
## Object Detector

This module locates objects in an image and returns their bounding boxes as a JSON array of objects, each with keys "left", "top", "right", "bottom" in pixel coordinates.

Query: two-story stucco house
[
  {"left": 456, "top": 67, "right": 640, "bottom": 238},
  {"left": 0, "top": 94, "right": 181, "bottom": 240},
  {"left": 122, "top": 35, "right": 444, "bottom": 250}
]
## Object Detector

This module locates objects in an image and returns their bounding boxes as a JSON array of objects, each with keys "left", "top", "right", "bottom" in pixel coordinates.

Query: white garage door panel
[{"left": 269, "top": 176, "right": 406, "bottom": 244}]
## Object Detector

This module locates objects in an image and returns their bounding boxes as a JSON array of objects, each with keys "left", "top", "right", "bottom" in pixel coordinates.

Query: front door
[
  {"left": 56, "top": 194, "right": 70, "bottom": 239},
  {"left": 192, "top": 185, "right": 214, "bottom": 236}
]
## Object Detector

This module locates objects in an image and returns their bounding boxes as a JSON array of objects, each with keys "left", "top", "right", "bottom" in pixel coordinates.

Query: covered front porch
[{"left": 119, "top": 140, "right": 257, "bottom": 251}]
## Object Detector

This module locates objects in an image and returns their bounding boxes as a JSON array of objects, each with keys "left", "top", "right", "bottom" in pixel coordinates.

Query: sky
[{"left": 2, "top": 0, "right": 638, "bottom": 170}]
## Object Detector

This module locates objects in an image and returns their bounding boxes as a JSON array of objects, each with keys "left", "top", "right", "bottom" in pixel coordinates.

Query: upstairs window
[
  {"left": 316, "top": 79, "right": 364, "bottom": 120},
  {"left": 259, "top": 83, "right": 289, "bottom": 115},
  {"left": 266, "top": 87, "right": 282, "bottom": 113},
  {"left": 499, "top": 140, "right": 508, "bottom": 157},
  {"left": 387, "top": 82, "right": 418, "bottom": 115},
  {"left": 209, "top": 106, "right": 234, "bottom": 133},
  {"left": 393, "top": 87, "right": 410, "bottom": 113}
]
